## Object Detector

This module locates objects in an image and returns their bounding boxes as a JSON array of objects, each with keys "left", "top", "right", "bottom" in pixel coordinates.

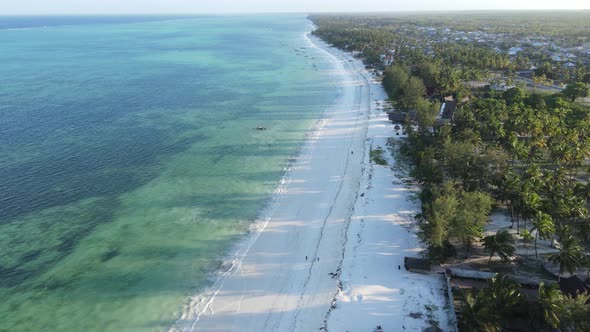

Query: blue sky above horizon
[{"left": 1, "top": 0, "right": 589, "bottom": 14}]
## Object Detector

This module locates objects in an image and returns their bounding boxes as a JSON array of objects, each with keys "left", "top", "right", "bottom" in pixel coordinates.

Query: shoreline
[
  {"left": 172, "top": 27, "right": 452, "bottom": 332},
  {"left": 172, "top": 29, "right": 366, "bottom": 330},
  {"left": 170, "top": 30, "right": 354, "bottom": 331}
]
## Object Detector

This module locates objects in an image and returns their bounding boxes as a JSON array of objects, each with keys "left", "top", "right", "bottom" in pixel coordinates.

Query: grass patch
[
  {"left": 370, "top": 148, "right": 388, "bottom": 166},
  {"left": 424, "top": 303, "right": 440, "bottom": 327}
]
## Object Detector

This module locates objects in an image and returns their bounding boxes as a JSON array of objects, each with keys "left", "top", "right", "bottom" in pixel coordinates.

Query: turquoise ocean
[{"left": 0, "top": 15, "right": 337, "bottom": 331}]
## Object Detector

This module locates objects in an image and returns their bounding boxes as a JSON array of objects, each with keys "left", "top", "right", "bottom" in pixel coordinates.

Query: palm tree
[
  {"left": 574, "top": 182, "right": 590, "bottom": 238},
  {"left": 574, "top": 180, "right": 590, "bottom": 206},
  {"left": 525, "top": 164, "right": 544, "bottom": 191},
  {"left": 520, "top": 229, "right": 533, "bottom": 248},
  {"left": 567, "top": 196, "right": 587, "bottom": 235},
  {"left": 580, "top": 220, "right": 590, "bottom": 242},
  {"left": 544, "top": 167, "right": 568, "bottom": 228},
  {"left": 483, "top": 230, "right": 515, "bottom": 264},
  {"left": 508, "top": 134, "right": 528, "bottom": 168},
  {"left": 484, "top": 274, "right": 525, "bottom": 325},
  {"left": 530, "top": 283, "right": 563, "bottom": 330},
  {"left": 458, "top": 290, "right": 501, "bottom": 332},
  {"left": 530, "top": 211, "right": 555, "bottom": 262},
  {"left": 521, "top": 190, "right": 541, "bottom": 231},
  {"left": 504, "top": 171, "right": 521, "bottom": 232},
  {"left": 548, "top": 234, "right": 584, "bottom": 278},
  {"left": 560, "top": 292, "right": 590, "bottom": 331}
]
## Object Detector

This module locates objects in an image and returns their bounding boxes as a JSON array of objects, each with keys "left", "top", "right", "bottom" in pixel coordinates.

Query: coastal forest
[{"left": 310, "top": 11, "right": 590, "bottom": 332}]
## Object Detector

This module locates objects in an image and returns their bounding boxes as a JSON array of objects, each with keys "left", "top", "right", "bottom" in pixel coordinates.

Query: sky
[{"left": 1, "top": 0, "right": 589, "bottom": 15}]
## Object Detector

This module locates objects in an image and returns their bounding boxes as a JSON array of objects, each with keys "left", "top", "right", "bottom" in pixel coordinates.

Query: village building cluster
[{"left": 377, "top": 24, "right": 590, "bottom": 84}]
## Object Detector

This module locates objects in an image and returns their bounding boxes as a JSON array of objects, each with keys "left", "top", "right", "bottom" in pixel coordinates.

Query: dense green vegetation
[
  {"left": 458, "top": 274, "right": 590, "bottom": 331},
  {"left": 370, "top": 148, "right": 388, "bottom": 166},
  {"left": 310, "top": 12, "right": 590, "bottom": 331},
  {"left": 311, "top": 12, "right": 590, "bottom": 85},
  {"left": 312, "top": 11, "right": 590, "bottom": 38}
]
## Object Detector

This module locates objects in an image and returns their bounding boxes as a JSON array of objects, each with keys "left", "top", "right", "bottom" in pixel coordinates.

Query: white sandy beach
[{"left": 172, "top": 33, "right": 452, "bottom": 332}]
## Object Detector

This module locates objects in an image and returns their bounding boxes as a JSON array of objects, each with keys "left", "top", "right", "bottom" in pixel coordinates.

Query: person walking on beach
[{"left": 306, "top": 256, "right": 308, "bottom": 261}]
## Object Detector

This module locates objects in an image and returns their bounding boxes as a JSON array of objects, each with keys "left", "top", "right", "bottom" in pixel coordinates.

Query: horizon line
[{"left": 1, "top": 8, "right": 589, "bottom": 16}]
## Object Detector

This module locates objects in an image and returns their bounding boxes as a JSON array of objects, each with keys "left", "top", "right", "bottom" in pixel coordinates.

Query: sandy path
[{"left": 173, "top": 32, "right": 453, "bottom": 332}]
